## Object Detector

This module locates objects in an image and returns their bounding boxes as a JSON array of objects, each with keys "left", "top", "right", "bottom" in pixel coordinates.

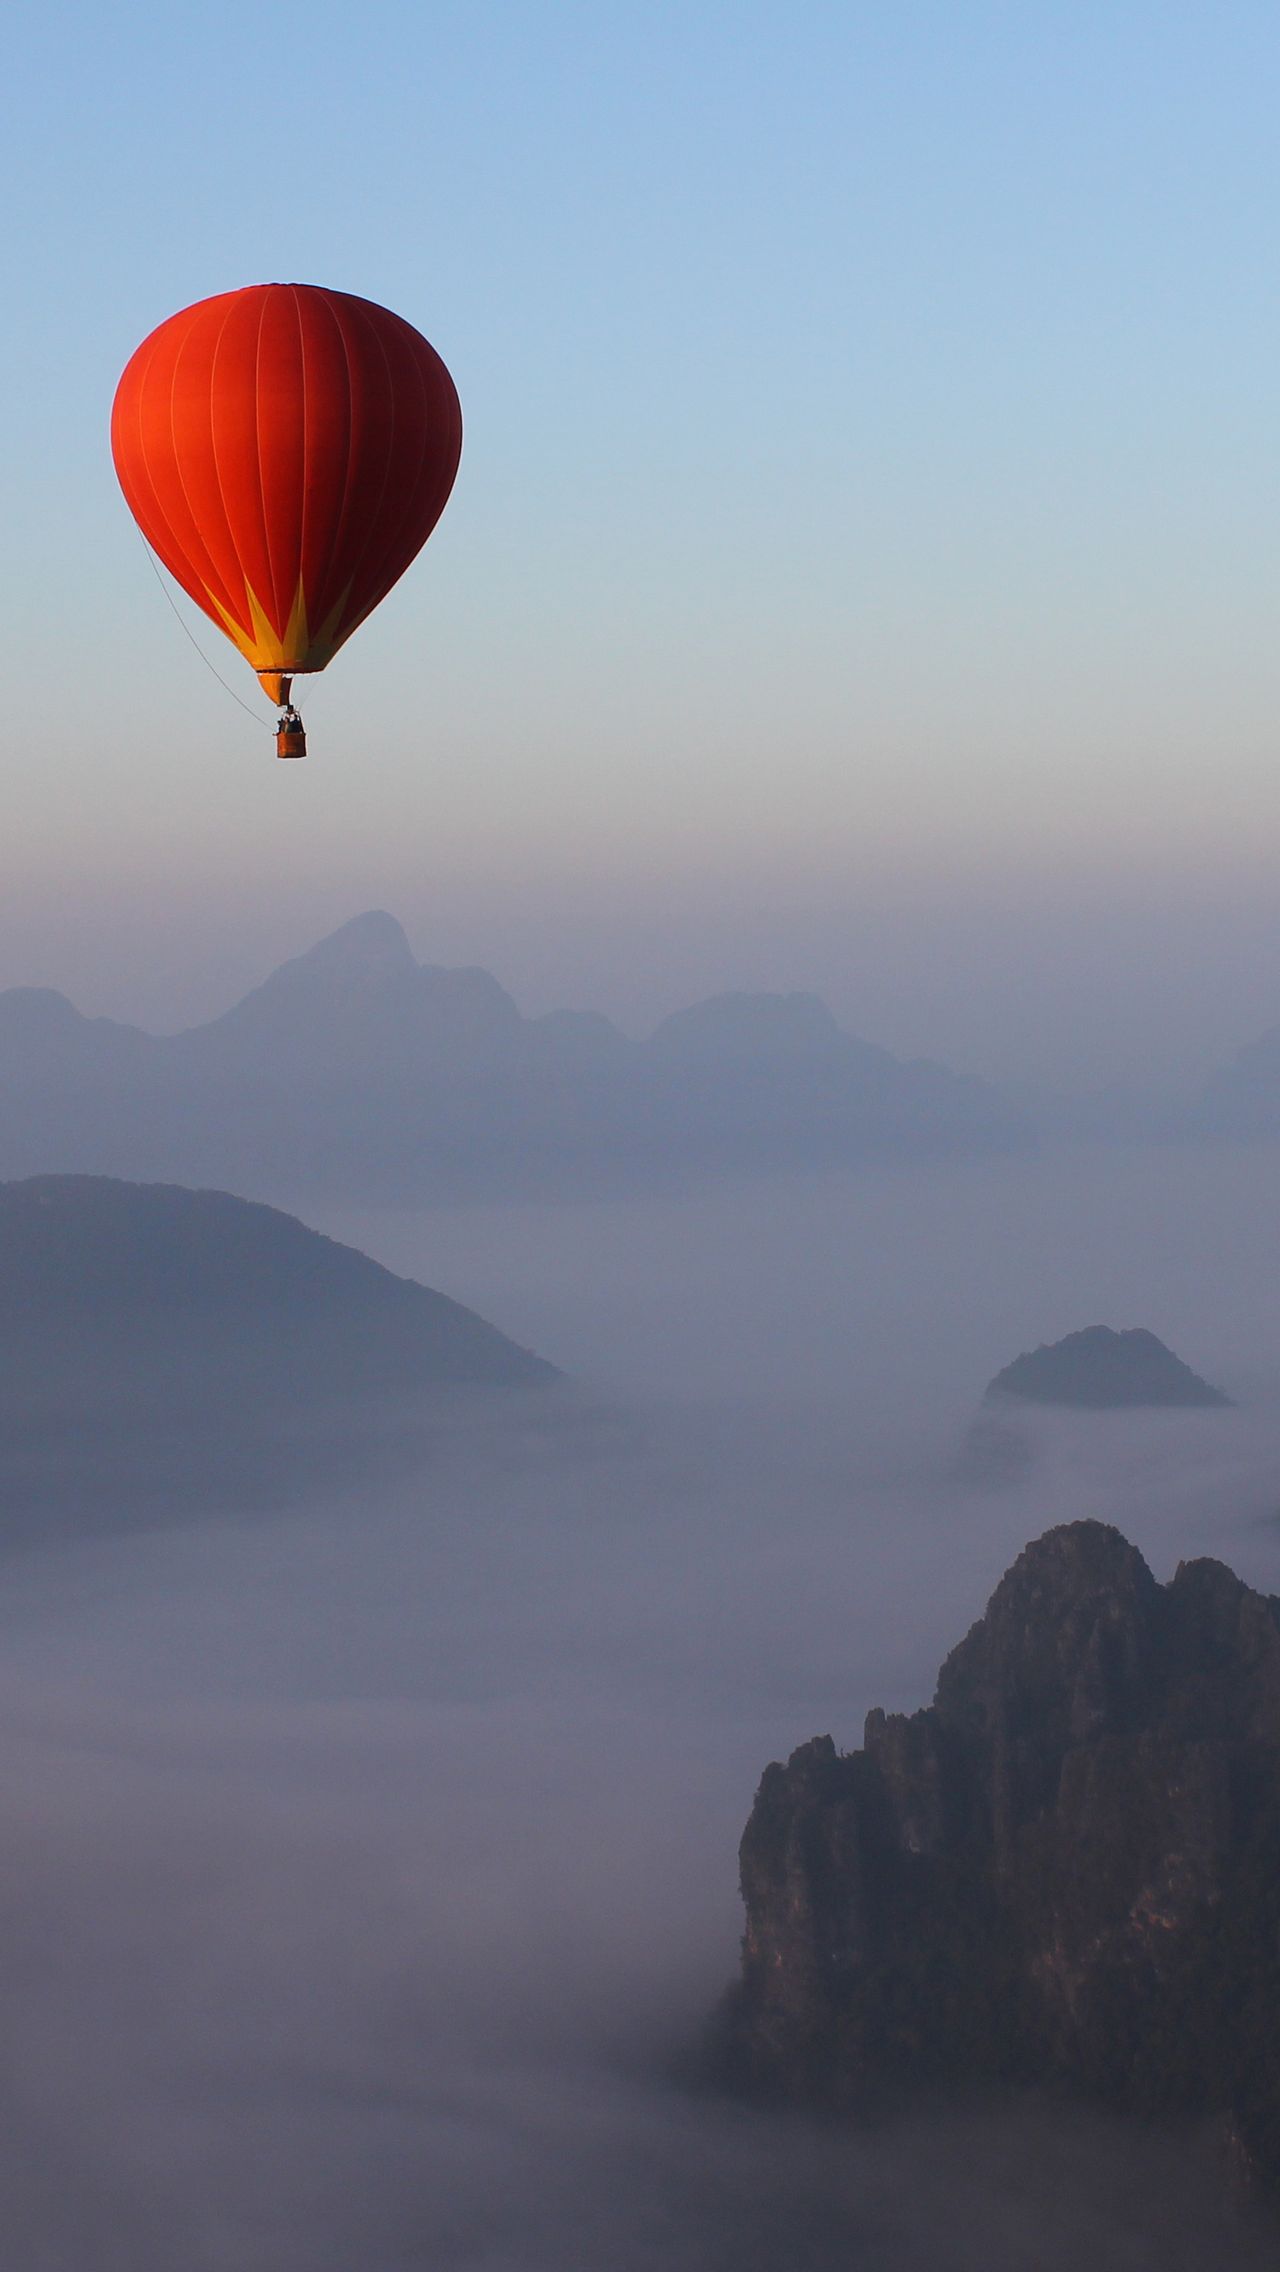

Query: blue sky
[{"left": 3, "top": 2, "right": 1280, "bottom": 1082}]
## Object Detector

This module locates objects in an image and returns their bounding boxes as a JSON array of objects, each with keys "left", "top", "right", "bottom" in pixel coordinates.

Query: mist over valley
[{"left": 0, "top": 1135, "right": 1278, "bottom": 2262}]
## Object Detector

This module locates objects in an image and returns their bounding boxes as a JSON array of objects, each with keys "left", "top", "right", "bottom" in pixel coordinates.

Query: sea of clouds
[{"left": 1, "top": 1143, "right": 1278, "bottom": 2266}]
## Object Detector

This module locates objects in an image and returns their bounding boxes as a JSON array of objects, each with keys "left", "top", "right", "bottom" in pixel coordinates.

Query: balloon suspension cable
[{"left": 137, "top": 537, "right": 272, "bottom": 727}]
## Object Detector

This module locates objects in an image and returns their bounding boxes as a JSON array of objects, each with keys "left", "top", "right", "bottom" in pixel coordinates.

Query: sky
[{"left": 4, "top": 1, "right": 1280, "bottom": 1086}]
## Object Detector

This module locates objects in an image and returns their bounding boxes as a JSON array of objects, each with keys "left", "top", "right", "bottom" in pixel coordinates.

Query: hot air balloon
[{"left": 110, "top": 283, "right": 463, "bottom": 759}]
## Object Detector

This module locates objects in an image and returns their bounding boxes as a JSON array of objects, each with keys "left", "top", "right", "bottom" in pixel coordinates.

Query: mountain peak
[
  {"left": 275, "top": 911, "right": 417, "bottom": 982},
  {"left": 985, "top": 1325, "right": 1233, "bottom": 1409}
]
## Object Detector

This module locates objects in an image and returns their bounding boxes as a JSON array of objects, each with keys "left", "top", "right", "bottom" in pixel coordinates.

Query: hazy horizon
[{"left": 4, "top": 889, "right": 1280, "bottom": 1098}]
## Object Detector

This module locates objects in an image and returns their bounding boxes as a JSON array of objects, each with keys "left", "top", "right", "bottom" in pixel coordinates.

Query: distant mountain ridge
[
  {"left": 1009, "top": 1016, "right": 1280, "bottom": 1149},
  {"left": 0, "top": 913, "right": 1030, "bottom": 1203}
]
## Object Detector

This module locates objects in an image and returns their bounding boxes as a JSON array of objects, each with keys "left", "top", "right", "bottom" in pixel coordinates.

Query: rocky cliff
[{"left": 722, "top": 1522, "right": 1280, "bottom": 2182}]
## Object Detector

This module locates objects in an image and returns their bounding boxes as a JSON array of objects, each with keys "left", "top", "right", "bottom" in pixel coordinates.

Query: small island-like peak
[{"left": 985, "top": 1324, "right": 1232, "bottom": 1409}]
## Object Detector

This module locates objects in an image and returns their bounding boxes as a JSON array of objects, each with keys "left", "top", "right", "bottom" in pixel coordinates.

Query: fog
[
  {"left": 2, "top": 1145, "right": 1279, "bottom": 2265},
  {"left": 322, "top": 1139, "right": 1280, "bottom": 1416}
]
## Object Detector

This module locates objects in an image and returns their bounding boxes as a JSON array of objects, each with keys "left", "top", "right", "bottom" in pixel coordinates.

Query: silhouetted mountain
[
  {"left": 0, "top": 1176, "right": 554, "bottom": 1534},
  {"left": 985, "top": 1326, "right": 1232, "bottom": 1409},
  {"left": 0, "top": 1174, "right": 552, "bottom": 1417},
  {"left": 171, "top": 913, "right": 524, "bottom": 1084},
  {"left": 719, "top": 1520, "right": 1280, "bottom": 2187},
  {"left": 642, "top": 990, "right": 1013, "bottom": 1159},
  {"left": 0, "top": 915, "right": 1030, "bottom": 1203}
]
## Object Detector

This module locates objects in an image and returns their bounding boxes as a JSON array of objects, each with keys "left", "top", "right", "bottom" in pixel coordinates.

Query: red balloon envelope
[{"left": 111, "top": 283, "right": 462, "bottom": 709}]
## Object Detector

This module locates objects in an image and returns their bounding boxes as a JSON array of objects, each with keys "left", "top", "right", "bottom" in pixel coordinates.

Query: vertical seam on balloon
[
  {"left": 337, "top": 334, "right": 459, "bottom": 649},
  {"left": 292, "top": 283, "right": 309, "bottom": 641},
  {"left": 418, "top": 334, "right": 460, "bottom": 547},
  {"left": 307, "top": 290, "right": 353, "bottom": 643},
  {"left": 130, "top": 333, "right": 196, "bottom": 589},
  {"left": 330, "top": 297, "right": 399, "bottom": 630},
  {"left": 122, "top": 333, "right": 176, "bottom": 562},
  {"left": 324, "top": 293, "right": 360, "bottom": 631},
  {"left": 391, "top": 325, "right": 434, "bottom": 580},
  {"left": 254, "top": 290, "right": 283, "bottom": 633},
  {"left": 206, "top": 293, "right": 251, "bottom": 632},
  {"left": 339, "top": 323, "right": 432, "bottom": 644},
  {"left": 226, "top": 292, "right": 277, "bottom": 646},
  {"left": 165, "top": 311, "right": 239, "bottom": 620}
]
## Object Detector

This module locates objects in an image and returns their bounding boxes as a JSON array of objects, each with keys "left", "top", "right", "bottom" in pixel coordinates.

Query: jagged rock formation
[
  {"left": 986, "top": 1326, "right": 1232, "bottom": 1409},
  {"left": 723, "top": 1522, "right": 1280, "bottom": 2184},
  {"left": 0, "top": 912, "right": 1029, "bottom": 1203}
]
